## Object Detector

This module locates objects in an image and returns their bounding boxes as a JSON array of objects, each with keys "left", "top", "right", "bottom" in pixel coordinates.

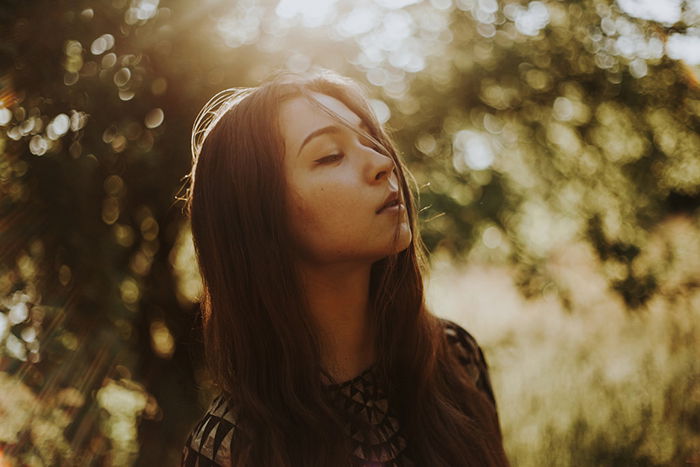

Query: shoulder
[
  {"left": 438, "top": 317, "right": 498, "bottom": 408},
  {"left": 181, "top": 393, "right": 240, "bottom": 466}
]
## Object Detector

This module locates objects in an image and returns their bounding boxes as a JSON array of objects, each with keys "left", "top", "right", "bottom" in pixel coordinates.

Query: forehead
[{"left": 278, "top": 92, "right": 363, "bottom": 154}]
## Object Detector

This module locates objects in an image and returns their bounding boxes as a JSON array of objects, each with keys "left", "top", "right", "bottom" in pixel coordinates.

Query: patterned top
[{"left": 181, "top": 318, "right": 498, "bottom": 466}]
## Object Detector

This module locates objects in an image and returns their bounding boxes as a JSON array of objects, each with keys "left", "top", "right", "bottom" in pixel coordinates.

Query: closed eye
[{"left": 315, "top": 153, "right": 344, "bottom": 164}]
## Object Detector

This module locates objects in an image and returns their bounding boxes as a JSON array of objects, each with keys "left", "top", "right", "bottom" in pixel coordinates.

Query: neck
[{"left": 297, "top": 260, "right": 377, "bottom": 384}]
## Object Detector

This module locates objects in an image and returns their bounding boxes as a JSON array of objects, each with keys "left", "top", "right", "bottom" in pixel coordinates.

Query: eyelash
[
  {"left": 314, "top": 139, "right": 383, "bottom": 165},
  {"left": 316, "top": 153, "right": 344, "bottom": 164}
]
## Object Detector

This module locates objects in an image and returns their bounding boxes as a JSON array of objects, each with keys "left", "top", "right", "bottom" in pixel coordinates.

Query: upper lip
[{"left": 376, "top": 190, "right": 401, "bottom": 213}]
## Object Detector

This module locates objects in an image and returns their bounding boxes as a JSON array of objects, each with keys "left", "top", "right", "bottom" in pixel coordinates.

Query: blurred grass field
[{"left": 428, "top": 214, "right": 700, "bottom": 466}]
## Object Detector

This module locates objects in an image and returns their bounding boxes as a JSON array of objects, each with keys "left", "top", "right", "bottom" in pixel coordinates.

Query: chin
[{"left": 390, "top": 230, "right": 413, "bottom": 255}]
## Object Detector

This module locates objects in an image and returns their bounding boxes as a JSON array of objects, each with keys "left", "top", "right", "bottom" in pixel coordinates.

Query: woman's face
[{"left": 279, "top": 92, "right": 412, "bottom": 266}]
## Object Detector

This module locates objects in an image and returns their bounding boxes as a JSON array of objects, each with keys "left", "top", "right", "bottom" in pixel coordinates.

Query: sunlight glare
[
  {"left": 336, "top": 5, "right": 381, "bottom": 37},
  {"left": 374, "top": 0, "right": 421, "bottom": 8},
  {"left": 667, "top": 33, "right": 700, "bottom": 65},
  {"left": 504, "top": 1, "right": 550, "bottom": 37},
  {"left": 616, "top": 0, "right": 682, "bottom": 24},
  {"left": 453, "top": 130, "right": 495, "bottom": 172},
  {"left": 275, "top": 0, "right": 339, "bottom": 27}
]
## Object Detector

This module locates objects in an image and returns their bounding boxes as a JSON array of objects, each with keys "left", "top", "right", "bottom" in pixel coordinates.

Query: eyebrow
[{"left": 296, "top": 120, "right": 370, "bottom": 158}]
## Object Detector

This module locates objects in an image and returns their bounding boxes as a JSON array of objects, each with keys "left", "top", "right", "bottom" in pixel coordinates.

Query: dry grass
[{"left": 426, "top": 216, "right": 700, "bottom": 466}]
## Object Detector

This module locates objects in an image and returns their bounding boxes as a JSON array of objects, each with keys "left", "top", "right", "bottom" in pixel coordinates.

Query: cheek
[
  {"left": 294, "top": 185, "right": 358, "bottom": 231},
  {"left": 288, "top": 179, "right": 367, "bottom": 248}
]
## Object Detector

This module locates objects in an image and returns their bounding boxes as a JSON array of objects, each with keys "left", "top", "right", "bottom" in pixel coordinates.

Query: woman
[{"left": 180, "top": 69, "right": 510, "bottom": 466}]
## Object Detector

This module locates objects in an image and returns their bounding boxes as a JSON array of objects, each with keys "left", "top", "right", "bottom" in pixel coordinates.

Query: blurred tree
[{"left": 386, "top": 0, "right": 700, "bottom": 309}]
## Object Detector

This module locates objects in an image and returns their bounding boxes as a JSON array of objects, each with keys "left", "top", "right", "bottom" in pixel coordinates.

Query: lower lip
[{"left": 377, "top": 203, "right": 404, "bottom": 215}]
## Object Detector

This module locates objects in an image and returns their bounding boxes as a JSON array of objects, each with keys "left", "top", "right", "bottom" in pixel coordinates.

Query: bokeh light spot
[
  {"left": 102, "top": 197, "right": 120, "bottom": 225},
  {"left": 482, "top": 225, "right": 504, "bottom": 249},
  {"left": 29, "top": 135, "right": 48, "bottom": 156},
  {"left": 140, "top": 217, "right": 159, "bottom": 241},
  {"left": 120, "top": 277, "right": 140, "bottom": 305},
  {"left": 80, "top": 8, "right": 94, "bottom": 20},
  {"left": 114, "top": 224, "right": 136, "bottom": 248},
  {"left": 102, "top": 53, "right": 117, "bottom": 69},
  {"left": 666, "top": 33, "right": 700, "bottom": 65},
  {"left": 453, "top": 130, "right": 495, "bottom": 171},
  {"left": 104, "top": 175, "right": 125, "bottom": 196},
  {"left": 275, "top": 0, "right": 338, "bottom": 26},
  {"left": 0, "top": 108, "right": 12, "bottom": 126},
  {"left": 119, "top": 90, "right": 135, "bottom": 101},
  {"left": 90, "top": 34, "right": 115, "bottom": 55},
  {"left": 616, "top": 0, "right": 681, "bottom": 24},
  {"left": 58, "top": 265, "right": 72, "bottom": 286},
  {"left": 336, "top": 6, "right": 381, "bottom": 37},
  {"left": 150, "top": 77, "right": 167, "bottom": 95},
  {"left": 375, "top": 0, "right": 421, "bottom": 8},
  {"left": 144, "top": 108, "right": 164, "bottom": 129},
  {"left": 369, "top": 99, "right": 391, "bottom": 124},
  {"left": 512, "top": 1, "right": 550, "bottom": 36},
  {"left": 47, "top": 113, "right": 70, "bottom": 140},
  {"left": 114, "top": 67, "right": 131, "bottom": 87},
  {"left": 8, "top": 302, "right": 28, "bottom": 324},
  {"left": 149, "top": 320, "right": 175, "bottom": 359}
]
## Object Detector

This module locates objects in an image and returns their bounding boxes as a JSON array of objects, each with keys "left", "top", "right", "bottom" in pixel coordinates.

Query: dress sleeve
[
  {"left": 181, "top": 394, "right": 239, "bottom": 466},
  {"left": 440, "top": 318, "right": 498, "bottom": 410}
]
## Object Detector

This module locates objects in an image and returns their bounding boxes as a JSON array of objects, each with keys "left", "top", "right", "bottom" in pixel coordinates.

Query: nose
[{"left": 370, "top": 150, "right": 397, "bottom": 186}]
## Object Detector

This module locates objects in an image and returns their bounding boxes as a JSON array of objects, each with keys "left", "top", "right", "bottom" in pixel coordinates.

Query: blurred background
[{"left": 0, "top": 0, "right": 699, "bottom": 465}]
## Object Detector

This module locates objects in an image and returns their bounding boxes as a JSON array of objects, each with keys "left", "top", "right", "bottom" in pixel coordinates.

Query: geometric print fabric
[{"left": 181, "top": 318, "right": 496, "bottom": 466}]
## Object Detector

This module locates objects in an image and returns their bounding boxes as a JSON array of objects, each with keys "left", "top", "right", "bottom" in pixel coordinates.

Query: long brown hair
[{"left": 182, "top": 69, "right": 509, "bottom": 466}]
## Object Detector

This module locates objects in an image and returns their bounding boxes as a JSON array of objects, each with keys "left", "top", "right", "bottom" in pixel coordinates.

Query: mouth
[
  {"left": 376, "top": 191, "right": 403, "bottom": 214},
  {"left": 376, "top": 200, "right": 404, "bottom": 215}
]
